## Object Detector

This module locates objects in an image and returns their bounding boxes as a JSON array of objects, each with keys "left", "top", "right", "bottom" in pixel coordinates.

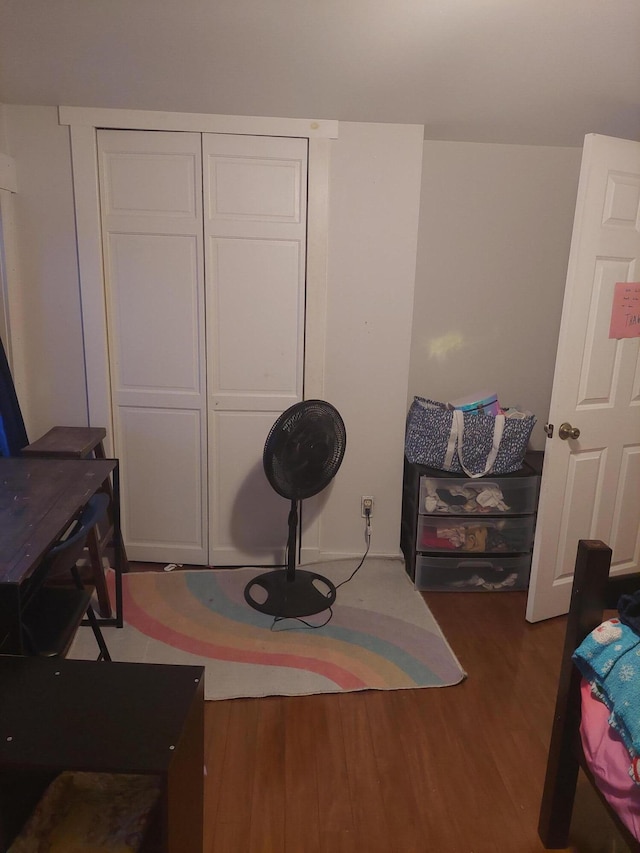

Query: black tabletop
[
  {"left": 0, "top": 657, "right": 204, "bottom": 775},
  {"left": 0, "top": 457, "right": 117, "bottom": 584}
]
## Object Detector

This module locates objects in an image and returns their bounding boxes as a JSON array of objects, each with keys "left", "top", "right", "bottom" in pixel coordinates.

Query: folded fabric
[
  {"left": 573, "top": 618, "right": 640, "bottom": 760},
  {"left": 580, "top": 678, "right": 640, "bottom": 827},
  {"left": 618, "top": 590, "right": 640, "bottom": 634},
  {"left": 422, "top": 480, "right": 509, "bottom": 515}
]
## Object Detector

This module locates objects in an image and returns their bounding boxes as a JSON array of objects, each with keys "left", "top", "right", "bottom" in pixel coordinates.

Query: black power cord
[{"left": 334, "top": 505, "right": 371, "bottom": 592}]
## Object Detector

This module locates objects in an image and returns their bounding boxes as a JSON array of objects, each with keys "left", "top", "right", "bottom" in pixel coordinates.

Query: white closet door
[
  {"left": 98, "top": 130, "right": 208, "bottom": 564},
  {"left": 203, "top": 134, "right": 308, "bottom": 565}
]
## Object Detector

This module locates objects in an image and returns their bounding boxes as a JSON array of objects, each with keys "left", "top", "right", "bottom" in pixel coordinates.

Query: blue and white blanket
[{"left": 573, "top": 618, "right": 640, "bottom": 761}]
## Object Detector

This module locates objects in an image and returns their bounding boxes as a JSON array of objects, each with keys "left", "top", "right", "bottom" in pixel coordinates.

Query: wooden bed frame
[{"left": 539, "top": 539, "right": 640, "bottom": 851}]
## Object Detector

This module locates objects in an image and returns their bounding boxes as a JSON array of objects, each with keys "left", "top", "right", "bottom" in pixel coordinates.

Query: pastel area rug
[{"left": 69, "top": 558, "right": 466, "bottom": 701}]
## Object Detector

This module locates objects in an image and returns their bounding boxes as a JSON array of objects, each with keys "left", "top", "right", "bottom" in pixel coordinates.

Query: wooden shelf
[{"left": 0, "top": 657, "right": 204, "bottom": 852}]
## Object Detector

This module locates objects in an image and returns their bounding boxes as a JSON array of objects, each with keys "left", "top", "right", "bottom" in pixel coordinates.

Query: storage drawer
[
  {"left": 416, "top": 515, "right": 535, "bottom": 554},
  {"left": 414, "top": 554, "right": 530, "bottom": 591},
  {"left": 419, "top": 474, "right": 538, "bottom": 516}
]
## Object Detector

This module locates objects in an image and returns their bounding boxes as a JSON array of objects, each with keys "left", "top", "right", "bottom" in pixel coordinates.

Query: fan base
[{"left": 244, "top": 569, "right": 337, "bottom": 618}]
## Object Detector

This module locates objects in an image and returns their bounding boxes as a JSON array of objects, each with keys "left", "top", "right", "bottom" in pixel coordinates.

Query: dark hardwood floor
[{"left": 200, "top": 587, "right": 627, "bottom": 853}]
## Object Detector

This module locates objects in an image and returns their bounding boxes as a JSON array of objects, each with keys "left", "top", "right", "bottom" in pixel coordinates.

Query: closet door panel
[
  {"left": 107, "top": 233, "right": 202, "bottom": 397},
  {"left": 210, "top": 411, "right": 290, "bottom": 564},
  {"left": 119, "top": 407, "right": 205, "bottom": 558},
  {"left": 207, "top": 140, "right": 304, "bottom": 232},
  {"left": 204, "top": 134, "right": 307, "bottom": 565},
  {"left": 100, "top": 153, "right": 197, "bottom": 220},
  {"left": 211, "top": 237, "right": 303, "bottom": 401},
  {"left": 99, "top": 130, "right": 207, "bottom": 564}
]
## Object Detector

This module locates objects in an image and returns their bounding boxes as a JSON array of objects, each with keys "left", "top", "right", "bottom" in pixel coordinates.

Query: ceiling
[{"left": 0, "top": 0, "right": 639, "bottom": 147}]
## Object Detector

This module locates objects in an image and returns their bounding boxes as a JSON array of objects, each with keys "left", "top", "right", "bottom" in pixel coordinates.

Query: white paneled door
[
  {"left": 526, "top": 134, "right": 640, "bottom": 622},
  {"left": 98, "top": 130, "right": 308, "bottom": 565},
  {"left": 203, "top": 134, "right": 307, "bottom": 565}
]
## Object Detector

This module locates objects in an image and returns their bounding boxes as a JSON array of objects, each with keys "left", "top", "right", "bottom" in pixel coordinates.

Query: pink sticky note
[{"left": 609, "top": 282, "right": 640, "bottom": 339}]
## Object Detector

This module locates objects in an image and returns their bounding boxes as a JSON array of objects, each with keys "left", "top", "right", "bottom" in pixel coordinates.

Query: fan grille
[{"left": 263, "top": 400, "right": 346, "bottom": 500}]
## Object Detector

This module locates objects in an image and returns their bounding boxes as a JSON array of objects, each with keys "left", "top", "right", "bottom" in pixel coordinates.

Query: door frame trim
[{"left": 60, "top": 106, "right": 338, "bottom": 452}]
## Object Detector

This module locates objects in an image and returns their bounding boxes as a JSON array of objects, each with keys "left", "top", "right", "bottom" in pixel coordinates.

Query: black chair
[
  {"left": 20, "top": 494, "right": 112, "bottom": 661},
  {"left": 0, "top": 334, "right": 28, "bottom": 458}
]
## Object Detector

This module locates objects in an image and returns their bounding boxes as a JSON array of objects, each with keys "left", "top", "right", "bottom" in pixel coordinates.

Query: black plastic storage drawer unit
[{"left": 401, "top": 452, "right": 542, "bottom": 592}]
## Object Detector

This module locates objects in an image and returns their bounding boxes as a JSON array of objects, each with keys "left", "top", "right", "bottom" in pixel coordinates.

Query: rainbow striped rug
[{"left": 70, "top": 559, "right": 466, "bottom": 700}]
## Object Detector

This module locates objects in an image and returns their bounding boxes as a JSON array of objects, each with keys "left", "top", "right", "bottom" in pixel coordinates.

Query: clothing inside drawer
[
  {"left": 417, "top": 516, "right": 534, "bottom": 553},
  {"left": 424, "top": 481, "right": 508, "bottom": 514}
]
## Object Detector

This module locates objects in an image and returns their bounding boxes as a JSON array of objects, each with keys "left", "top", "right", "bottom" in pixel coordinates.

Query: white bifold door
[{"left": 98, "top": 130, "right": 308, "bottom": 565}]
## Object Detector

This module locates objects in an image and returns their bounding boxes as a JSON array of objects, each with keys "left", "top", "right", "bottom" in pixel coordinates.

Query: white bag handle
[
  {"left": 443, "top": 411, "right": 459, "bottom": 471},
  {"left": 452, "top": 409, "right": 505, "bottom": 479}
]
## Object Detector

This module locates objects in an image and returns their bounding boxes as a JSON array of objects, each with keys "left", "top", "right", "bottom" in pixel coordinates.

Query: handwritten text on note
[{"left": 609, "top": 282, "right": 640, "bottom": 339}]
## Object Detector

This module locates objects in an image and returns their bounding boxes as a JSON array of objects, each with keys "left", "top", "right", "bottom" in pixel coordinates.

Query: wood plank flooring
[{"left": 201, "top": 588, "right": 628, "bottom": 853}]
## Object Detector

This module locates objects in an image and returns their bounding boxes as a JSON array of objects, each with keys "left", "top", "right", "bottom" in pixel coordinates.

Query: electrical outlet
[{"left": 361, "top": 496, "right": 374, "bottom": 517}]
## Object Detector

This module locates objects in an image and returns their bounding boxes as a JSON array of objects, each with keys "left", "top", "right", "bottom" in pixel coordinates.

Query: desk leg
[
  {"left": 112, "top": 463, "right": 124, "bottom": 629},
  {"left": 165, "top": 676, "right": 204, "bottom": 852}
]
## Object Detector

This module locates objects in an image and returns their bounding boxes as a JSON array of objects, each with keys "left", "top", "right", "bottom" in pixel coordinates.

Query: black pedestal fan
[{"left": 244, "top": 400, "right": 346, "bottom": 619}]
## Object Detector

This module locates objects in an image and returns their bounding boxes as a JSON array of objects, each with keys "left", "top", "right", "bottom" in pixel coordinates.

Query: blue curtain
[{"left": 0, "top": 336, "right": 28, "bottom": 456}]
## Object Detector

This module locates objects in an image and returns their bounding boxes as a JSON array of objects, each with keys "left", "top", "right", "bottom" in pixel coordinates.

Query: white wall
[
  {"left": 2, "top": 107, "right": 423, "bottom": 559},
  {"left": 1, "top": 111, "right": 586, "bottom": 559},
  {"left": 0, "top": 106, "right": 8, "bottom": 152},
  {"left": 320, "top": 121, "right": 423, "bottom": 558},
  {"left": 409, "top": 141, "right": 582, "bottom": 450},
  {"left": 3, "top": 105, "right": 87, "bottom": 439}
]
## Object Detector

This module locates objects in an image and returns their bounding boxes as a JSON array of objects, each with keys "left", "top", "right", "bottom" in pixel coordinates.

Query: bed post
[{"left": 538, "top": 539, "right": 612, "bottom": 848}]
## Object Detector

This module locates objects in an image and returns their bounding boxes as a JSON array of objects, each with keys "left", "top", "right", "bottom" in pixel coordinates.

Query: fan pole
[
  {"left": 286, "top": 500, "right": 298, "bottom": 583},
  {"left": 243, "top": 496, "right": 337, "bottom": 618}
]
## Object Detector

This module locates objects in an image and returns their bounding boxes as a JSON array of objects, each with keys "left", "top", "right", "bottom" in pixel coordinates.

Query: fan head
[{"left": 263, "top": 400, "right": 346, "bottom": 501}]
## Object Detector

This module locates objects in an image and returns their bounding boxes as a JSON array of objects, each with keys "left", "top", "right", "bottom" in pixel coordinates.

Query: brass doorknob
[{"left": 559, "top": 422, "right": 580, "bottom": 441}]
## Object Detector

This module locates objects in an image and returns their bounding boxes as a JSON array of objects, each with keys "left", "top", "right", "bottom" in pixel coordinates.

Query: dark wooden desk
[
  {"left": 21, "top": 425, "right": 108, "bottom": 459},
  {"left": 0, "top": 656, "right": 204, "bottom": 852},
  {"left": 0, "top": 457, "right": 124, "bottom": 653}
]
